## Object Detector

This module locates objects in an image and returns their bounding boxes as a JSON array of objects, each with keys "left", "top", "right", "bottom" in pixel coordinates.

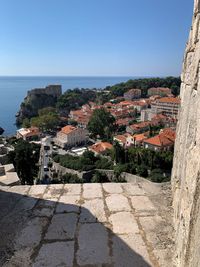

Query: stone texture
[
  {"left": 106, "top": 194, "right": 131, "bottom": 212},
  {"left": 171, "top": 1, "right": 200, "bottom": 266},
  {"left": 123, "top": 183, "right": 146, "bottom": 195},
  {"left": 0, "top": 182, "right": 173, "bottom": 267},
  {"left": 64, "top": 183, "right": 81, "bottom": 195},
  {"left": 33, "top": 241, "right": 74, "bottom": 267},
  {"left": 56, "top": 195, "right": 80, "bottom": 213},
  {"left": 112, "top": 234, "right": 151, "bottom": 267},
  {"left": 80, "top": 198, "right": 106, "bottom": 222},
  {"left": 45, "top": 213, "right": 77, "bottom": 240},
  {"left": 103, "top": 183, "right": 123, "bottom": 194},
  {"left": 131, "top": 196, "right": 156, "bottom": 216},
  {"left": 83, "top": 183, "right": 102, "bottom": 198},
  {"left": 28, "top": 185, "right": 47, "bottom": 197},
  {"left": 77, "top": 223, "right": 110, "bottom": 266},
  {"left": 109, "top": 212, "right": 139, "bottom": 234}
]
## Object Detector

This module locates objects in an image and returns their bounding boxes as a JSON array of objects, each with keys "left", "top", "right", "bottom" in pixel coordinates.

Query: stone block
[
  {"left": 106, "top": 194, "right": 131, "bottom": 212},
  {"left": 109, "top": 212, "right": 139, "bottom": 234},
  {"left": 123, "top": 183, "right": 146, "bottom": 196},
  {"left": 56, "top": 195, "right": 80, "bottom": 213},
  {"left": 64, "top": 184, "right": 81, "bottom": 195},
  {"left": 45, "top": 214, "right": 77, "bottom": 240},
  {"left": 28, "top": 185, "right": 47, "bottom": 197},
  {"left": 80, "top": 198, "right": 106, "bottom": 222},
  {"left": 77, "top": 223, "right": 110, "bottom": 265},
  {"left": 103, "top": 183, "right": 123, "bottom": 194},
  {"left": 83, "top": 183, "right": 102, "bottom": 199},
  {"left": 33, "top": 241, "right": 74, "bottom": 267},
  {"left": 131, "top": 196, "right": 157, "bottom": 216},
  {"left": 112, "top": 234, "right": 151, "bottom": 267}
]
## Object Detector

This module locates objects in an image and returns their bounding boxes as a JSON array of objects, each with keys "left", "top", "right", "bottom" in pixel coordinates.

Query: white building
[
  {"left": 141, "top": 109, "right": 154, "bottom": 122},
  {"left": 55, "top": 125, "right": 88, "bottom": 149}
]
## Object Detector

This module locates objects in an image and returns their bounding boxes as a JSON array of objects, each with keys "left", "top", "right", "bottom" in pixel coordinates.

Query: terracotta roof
[
  {"left": 118, "top": 101, "right": 134, "bottom": 106},
  {"left": 132, "top": 132, "right": 149, "bottom": 142},
  {"left": 160, "top": 128, "right": 176, "bottom": 142},
  {"left": 114, "top": 133, "right": 131, "bottom": 144},
  {"left": 156, "top": 97, "right": 180, "bottom": 104},
  {"left": 116, "top": 118, "right": 130, "bottom": 126},
  {"left": 89, "top": 142, "right": 113, "bottom": 154},
  {"left": 129, "top": 121, "right": 151, "bottom": 130},
  {"left": 144, "top": 128, "right": 176, "bottom": 147},
  {"left": 144, "top": 135, "right": 173, "bottom": 147},
  {"left": 61, "top": 125, "right": 76, "bottom": 134}
]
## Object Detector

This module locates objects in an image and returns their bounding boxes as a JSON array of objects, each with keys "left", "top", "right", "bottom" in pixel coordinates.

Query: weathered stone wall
[
  {"left": 27, "top": 85, "right": 62, "bottom": 98},
  {"left": 172, "top": 0, "right": 200, "bottom": 266}
]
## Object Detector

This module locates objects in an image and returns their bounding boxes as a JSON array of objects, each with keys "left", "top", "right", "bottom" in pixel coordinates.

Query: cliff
[
  {"left": 0, "top": 127, "right": 4, "bottom": 135},
  {"left": 172, "top": 0, "right": 200, "bottom": 266},
  {"left": 16, "top": 85, "right": 62, "bottom": 125}
]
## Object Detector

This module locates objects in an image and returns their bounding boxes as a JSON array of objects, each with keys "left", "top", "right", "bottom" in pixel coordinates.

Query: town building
[
  {"left": 148, "top": 87, "right": 172, "bottom": 97},
  {"left": 55, "top": 125, "right": 88, "bottom": 149},
  {"left": 141, "top": 109, "right": 154, "bottom": 122},
  {"left": 124, "top": 89, "right": 142, "bottom": 100},
  {"left": 89, "top": 142, "right": 113, "bottom": 155},
  {"left": 113, "top": 133, "right": 131, "bottom": 147},
  {"left": 143, "top": 128, "right": 175, "bottom": 151},
  {"left": 126, "top": 132, "right": 149, "bottom": 147},
  {"left": 126, "top": 121, "right": 151, "bottom": 134},
  {"left": 16, "top": 127, "right": 41, "bottom": 141},
  {"left": 151, "top": 97, "right": 180, "bottom": 118}
]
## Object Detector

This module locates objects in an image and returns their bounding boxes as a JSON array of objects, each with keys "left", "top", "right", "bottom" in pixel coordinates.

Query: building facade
[
  {"left": 151, "top": 97, "right": 180, "bottom": 118},
  {"left": 55, "top": 126, "right": 88, "bottom": 149}
]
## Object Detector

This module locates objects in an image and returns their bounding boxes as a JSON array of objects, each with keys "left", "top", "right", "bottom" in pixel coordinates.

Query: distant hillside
[{"left": 104, "top": 77, "right": 181, "bottom": 98}]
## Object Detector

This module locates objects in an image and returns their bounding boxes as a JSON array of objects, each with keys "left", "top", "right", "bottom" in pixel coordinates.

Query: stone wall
[
  {"left": 27, "top": 85, "right": 62, "bottom": 98},
  {"left": 52, "top": 162, "right": 94, "bottom": 181},
  {"left": 171, "top": 0, "right": 200, "bottom": 266}
]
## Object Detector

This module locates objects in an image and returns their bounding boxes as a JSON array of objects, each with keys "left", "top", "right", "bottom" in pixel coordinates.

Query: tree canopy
[
  {"left": 7, "top": 139, "right": 40, "bottom": 185},
  {"left": 87, "top": 108, "right": 116, "bottom": 139}
]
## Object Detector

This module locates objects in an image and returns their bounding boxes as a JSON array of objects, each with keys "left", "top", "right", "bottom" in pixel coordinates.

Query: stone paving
[{"left": 0, "top": 181, "right": 174, "bottom": 267}]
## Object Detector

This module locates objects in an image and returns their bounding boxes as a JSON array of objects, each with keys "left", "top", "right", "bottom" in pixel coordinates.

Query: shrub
[{"left": 91, "top": 171, "right": 110, "bottom": 183}]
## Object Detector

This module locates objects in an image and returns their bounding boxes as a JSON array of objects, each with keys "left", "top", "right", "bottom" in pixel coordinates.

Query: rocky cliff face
[
  {"left": 16, "top": 85, "right": 62, "bottom": 125},
  {"left": 172, "top": 0, "right": 200, "bottom": 266}
]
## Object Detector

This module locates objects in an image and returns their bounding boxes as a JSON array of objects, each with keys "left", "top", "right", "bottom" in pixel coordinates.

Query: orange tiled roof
[
  {"left": 157, "top": 97, "right": 180, "bottom": 104},
  {"left": 118, "top": 101, "right": 134, "bottom": 106},
  {"left": 144, "top": 128, "right": 175, "bottom": 147},
  {"left": 114, "top": 133, "right": 131, "bottom": 144},
  {"left": 61, "top": 125, "right": 76, "bottom": 134},
  {"left": 132, "top": 132, "right": 149, "bottom": 142},
  {"left": 160, "top": 128, "right": 176, "bottom": 142},
  {"left": 144, "top": 134, "right": 173, "bottom": 147},
  {"left": 116, "top": 118, "right": 130, "bottom": 126},
  {"left": 130, "top": 121, "right": 151, "bottom": 130},
  {"left": 89, "top": 142, "right": 113, "bottom": 154}
]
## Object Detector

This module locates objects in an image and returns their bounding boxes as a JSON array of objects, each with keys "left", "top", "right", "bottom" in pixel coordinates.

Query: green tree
[
  {"left": 87, "top": 108, "right": 116, "bottom": 139},
  {"left": 113, "top": 141, "right": 125, "bottom": 164},
  {"left": 22, "top": 118, "right": 31, "bottom": 128},
  {"left": 91, "top": 171, "right": 109, "bottom": 183},
  {"left": 7, "top": 140, "right": 40, "bottom": 185}
]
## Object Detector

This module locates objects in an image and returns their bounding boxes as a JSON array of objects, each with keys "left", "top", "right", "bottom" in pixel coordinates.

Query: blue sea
[{"left": 0, "top": 76, "right": 135, "bottom": 135}]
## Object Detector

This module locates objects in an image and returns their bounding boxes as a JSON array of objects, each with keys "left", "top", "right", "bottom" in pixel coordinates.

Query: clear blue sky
[{"left": 0, "top": 0, "right": 193, "bottom": 76}]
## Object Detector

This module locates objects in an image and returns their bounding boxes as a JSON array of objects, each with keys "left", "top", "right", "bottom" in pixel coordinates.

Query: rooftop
[
  {"left": 155, "top": 97, "right": 180, "bottom": 104},
  {"left": 0, "top": 180, "right": 174, "bottom": 267},
  {"left": 89, "top": 141, "right": 113, "bottom": 154},
  {"left": 61, "top": 125, "right": 77, "bottom": 135}
]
